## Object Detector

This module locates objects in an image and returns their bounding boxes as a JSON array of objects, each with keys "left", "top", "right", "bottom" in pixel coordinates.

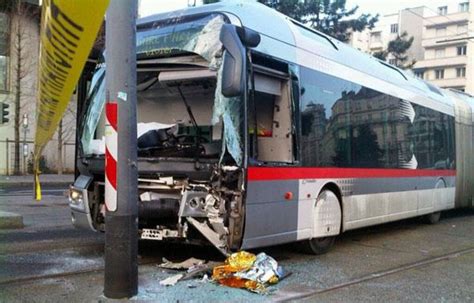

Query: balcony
[
  {"left": 369, "top": 41, "right": 383, "bottom": 50},
  {"left": 414, "top": 56, "right": 468, "bottom": 69},
  {"left": 424, "top": 12, "right": 470, "bottom": 27},
  {"left": 422, "top": 33, "right": 470, "bottom": 48},
  {"left": 426, "top": 77, "right": 467, "bottom": 88}
]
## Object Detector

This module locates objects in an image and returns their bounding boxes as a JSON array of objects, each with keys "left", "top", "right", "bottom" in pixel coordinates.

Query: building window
[
  {"left": 0, "top": 13, "right": 9, "bottom": 92},
  {"left": 457, "top": 45, "right": 467, "bottom": 55},
  {"left": 459, "top": 2, "right": 469, "bottom": 12},
  {"left": 435, "top": 69, "right": 445, "bottom": 79},
  {"left": 390, "top": 24, "right": 399, "bottom": 34},
  {"left": 456, "top": 67, "right": 466, "bottom": 77},
  {"left": 457, "top": 24, "right": 468, "bottom": 34},
  {"left": 435, "top": 48, "right": 445, "bottom": 58},
  {"left": 414, "top": 71, "right": 424, "bottom": 79},
  {"left": 389, "top": 58, "right": 397, "bottom": 65},
  {"left": 436, "top": 27, "right": 447, "bottom": 37},
  {"left": 371, "top": 32, "right": 382, "bottom": 43},
  {"left": 438, "top": 6, "right": 448, "bottom": 15}
]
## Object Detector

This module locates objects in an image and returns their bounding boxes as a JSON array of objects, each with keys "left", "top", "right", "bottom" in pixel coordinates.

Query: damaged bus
[{"left": 69, "top": 2, "right": 474, "bottom": 255}]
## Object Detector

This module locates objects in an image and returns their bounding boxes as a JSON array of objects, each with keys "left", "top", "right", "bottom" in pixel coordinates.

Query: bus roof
[{"left": 138, "top": 1, "right": 474, "bottom": 113}]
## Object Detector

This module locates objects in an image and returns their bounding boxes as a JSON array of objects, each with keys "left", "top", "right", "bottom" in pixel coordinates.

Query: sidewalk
[{"left": 0, "top": 174, "right": 75, "bottom": 188}]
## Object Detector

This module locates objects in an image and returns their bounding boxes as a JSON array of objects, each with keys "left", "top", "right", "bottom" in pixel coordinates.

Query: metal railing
[{"left": 1, "top": 139, "right": 75, "bottom": 175}]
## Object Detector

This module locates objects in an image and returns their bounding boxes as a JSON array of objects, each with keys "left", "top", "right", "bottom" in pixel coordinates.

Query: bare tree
[{"left": 5, "top": 0, "right": 38, "bottom": 175}]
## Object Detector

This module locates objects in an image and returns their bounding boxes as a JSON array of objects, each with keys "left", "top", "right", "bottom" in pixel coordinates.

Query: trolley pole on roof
[{"left": 103, "top": 0, "right": 139, "bottom": 299}]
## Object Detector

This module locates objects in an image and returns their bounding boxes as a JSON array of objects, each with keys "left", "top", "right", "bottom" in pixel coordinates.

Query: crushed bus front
[{"left": 70, "top": 13, "right": 254, "bottom": 254}]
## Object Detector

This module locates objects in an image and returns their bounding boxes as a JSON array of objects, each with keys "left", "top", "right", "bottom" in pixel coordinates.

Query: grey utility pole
[{"left": 104, "top": 0, "right": 138, "bottom": 299}]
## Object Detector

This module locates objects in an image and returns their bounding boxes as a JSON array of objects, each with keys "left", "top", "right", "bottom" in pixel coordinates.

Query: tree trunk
[
  {"left": 13, "top": 13, "right": 21, "bottom": 176},
  {"left": 57, "top": 119, "right": 63, "bottom": 175}
]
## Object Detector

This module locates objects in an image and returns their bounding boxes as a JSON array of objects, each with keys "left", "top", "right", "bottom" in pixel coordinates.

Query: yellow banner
[{"left": 34, "top": 0, "right": 110, "bottom": 200}]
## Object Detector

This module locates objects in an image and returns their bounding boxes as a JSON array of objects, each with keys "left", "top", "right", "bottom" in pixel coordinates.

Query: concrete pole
[
  {"left": 104, "top": 0, "right": 138, "bottom": 299},
  {"left": 6, "top": 138, "right": 9, "bottom": 176}
]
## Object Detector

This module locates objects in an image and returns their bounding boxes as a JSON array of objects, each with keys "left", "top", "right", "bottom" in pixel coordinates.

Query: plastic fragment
[
  {"left": 159, "top": 273, "right": 184, "bottom": 286},
  {"left": 159, "top": 257, "right": 205, "bottom": 270},
  {"left": 200, "top": 274, "right": 210, "bottom": 283}
]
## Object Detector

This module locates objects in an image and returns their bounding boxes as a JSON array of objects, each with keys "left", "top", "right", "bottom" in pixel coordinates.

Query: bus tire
[
  {"left": 301, "top": 189, "right": 341, "bottom": 255},
  {"left": 423, "top": 211, "right": 441, "bottom": 224},
  {"left": 301, "top": 236, "right": 336, "bottom": 255}
]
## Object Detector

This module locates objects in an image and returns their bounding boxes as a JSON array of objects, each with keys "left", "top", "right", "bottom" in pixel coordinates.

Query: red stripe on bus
[
  {"left": 106, "top": 102, "right": 118, "bottom": 131},
  {"left": 105, "top": 147, "right": 117, "bottom": 189},
  {"left": 247, "top": 167, "right": 456, "bottom": 181}
]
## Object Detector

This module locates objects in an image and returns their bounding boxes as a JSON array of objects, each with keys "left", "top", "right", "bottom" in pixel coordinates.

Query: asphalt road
[
  {"left": 0, "top": 185, "right": 66, "bottom": 197},
  {"left": 0, "top": 187, "right": 473, "bottom": 302}
]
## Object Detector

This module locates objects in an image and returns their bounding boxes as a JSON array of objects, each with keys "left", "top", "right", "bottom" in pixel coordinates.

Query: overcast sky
[{"left": 139, "top": 0, "right": 454, "bottom": 18}]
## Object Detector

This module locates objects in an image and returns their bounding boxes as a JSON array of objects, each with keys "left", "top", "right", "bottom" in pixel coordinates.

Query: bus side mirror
[{"left": 220, "top": 25, "right": 260, "bottom": 98}]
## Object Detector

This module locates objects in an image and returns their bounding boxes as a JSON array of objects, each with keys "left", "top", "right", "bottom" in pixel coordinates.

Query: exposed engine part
[
  {"left": 140, "top": 228, "right": 183, "bottom": 240},
  {"left": 138, "top": 176, "right": 186, "bottom": 191},
  {"left": 138, "top": 199, "right": 179, "bottom": 219},
  {"left": 186, "top": 217, "right": 229, "bottom": 256},
  {"left": 205, "top": 193, "right": 228, "bottom": 238},
  {"left": 227, "top": 193, "right": 244, "bottom": 250},
  {"left": 139, "top": 177, "right": 176, "bottom": 186},
  {"left": 179, "top": 190, "right": 209, "bottom": 217},
  {"left": 140, "top": 191, "right": 180, "bottom": 201},
  {"left": 221, "top": 166, "right": 239, "bottom": 172},
  {"left": 133, "top": 167, "right": 243, "bottom": 255}
]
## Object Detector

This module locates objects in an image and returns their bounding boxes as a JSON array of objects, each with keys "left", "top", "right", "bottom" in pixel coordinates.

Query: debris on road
[
  {"left": 159, "top": 257, "right": 205, "bottom": 270},
  {"left": 159, "top": 273, "right": 184, "bottom": 286},
  {"left": 156, "top": 252, "right": 284, "bottom": 293},
  {"left": 212, "top": 251, "right": 283, "bottom": 294},
  {"left": 157, "top": 257, "right": 218, "bottom": 287}
]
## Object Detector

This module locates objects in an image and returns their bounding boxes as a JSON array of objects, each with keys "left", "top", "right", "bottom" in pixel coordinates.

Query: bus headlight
[{"left": 69, "top": 188, "right": 84, "bottom": 210}]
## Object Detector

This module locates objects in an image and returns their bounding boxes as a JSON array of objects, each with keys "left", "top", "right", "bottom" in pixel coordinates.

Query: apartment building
[
  {"left": 413, "top": 1, "right": 473, "bottom": 93},
  {"left": 349, "top": 7, "right": 431, "bottom": 65}
]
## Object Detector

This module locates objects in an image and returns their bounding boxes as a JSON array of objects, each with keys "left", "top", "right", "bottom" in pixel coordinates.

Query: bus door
[{"left": 243, "top": 54, "right": 300, "bottom": 249}]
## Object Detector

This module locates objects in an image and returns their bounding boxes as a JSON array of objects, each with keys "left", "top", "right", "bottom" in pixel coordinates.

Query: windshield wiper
[{"left": 177, "top": 86, "right": 201, "bottom": 151}]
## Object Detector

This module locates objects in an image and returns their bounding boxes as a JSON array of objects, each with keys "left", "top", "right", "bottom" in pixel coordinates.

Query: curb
[{"left": 0, "top": 211, "right": 24, "bottom": 229}]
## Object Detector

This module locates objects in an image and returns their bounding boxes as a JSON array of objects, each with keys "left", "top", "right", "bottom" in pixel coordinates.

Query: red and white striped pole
[
  {"left": 105, "top": 102, "right": 118, "bottom": 212},
  {"left": 104, "top": 0, "right": 138, "bottom": 298}
]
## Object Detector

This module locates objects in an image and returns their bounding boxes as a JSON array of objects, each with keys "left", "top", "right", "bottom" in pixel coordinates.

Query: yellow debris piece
[{"left": 212, "top": 251, "right": 281, "bottom": 294}]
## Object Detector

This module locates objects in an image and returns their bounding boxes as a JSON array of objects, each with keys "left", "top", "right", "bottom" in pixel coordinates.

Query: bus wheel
[
  {"left": 423, "top": 211, "right": 441, "bottom": 224},
  {"left": 301, "top": 189, "right": 341, "bottom": 255},
  {"left": 301, "top": 236, "right": 336, "bottom": 255}
]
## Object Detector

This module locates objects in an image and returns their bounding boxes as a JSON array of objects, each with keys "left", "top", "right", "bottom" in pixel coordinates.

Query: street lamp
[{"left": 22, "top": 114, "right": 29, "bottom": 175}]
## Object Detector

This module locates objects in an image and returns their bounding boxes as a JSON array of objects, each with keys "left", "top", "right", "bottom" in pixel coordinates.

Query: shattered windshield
[
  {"left": 81, "top": 66, "right": 106, "bottom": 155},
  {"left": 137, "top": 14, "right": 225, "bottom": 68},
  {"left": 80, "top": 13, "right": 244, "bottom": 165}
]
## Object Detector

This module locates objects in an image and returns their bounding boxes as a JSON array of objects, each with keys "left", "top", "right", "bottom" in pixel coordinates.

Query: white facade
[
  {"left": 349, "top": 6, "right": 431, "bottom": 65},
  {"left": 349, "top": 1, "right": 474, "bottom": 94},
  {"left": 414, "top": 1, "right": 473, "bottom": 93}
]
